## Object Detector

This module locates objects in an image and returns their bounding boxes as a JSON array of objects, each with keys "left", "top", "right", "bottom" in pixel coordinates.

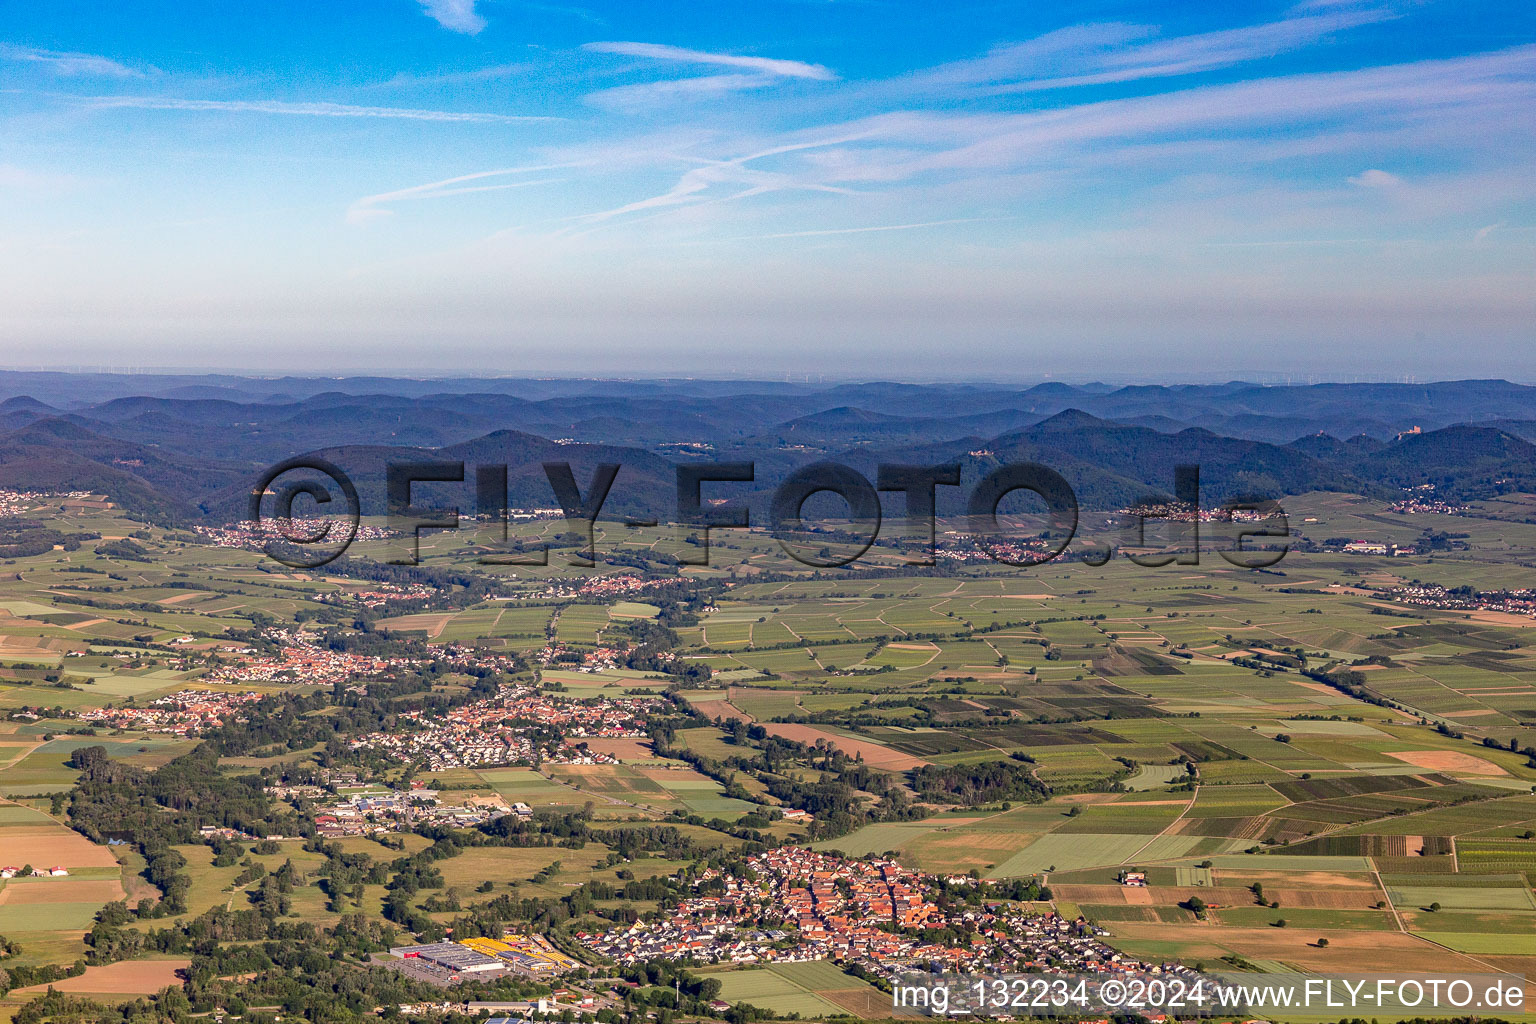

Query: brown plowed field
[
  {"left": 0, "top": 826, "right": 122, "bottom": 868},
  {"left": 15, "top": 959, "right": 191, "bottom": 995},
  {"left": 759, "top": 724, "right": 928, "bottom": 769}
]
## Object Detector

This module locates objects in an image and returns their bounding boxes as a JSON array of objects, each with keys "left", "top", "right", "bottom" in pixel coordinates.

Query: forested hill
[{"left": 0, "top": 375, "right": 1533, "bottom": 524}]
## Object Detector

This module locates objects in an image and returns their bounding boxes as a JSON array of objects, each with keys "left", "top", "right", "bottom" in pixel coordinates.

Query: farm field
[
  {"left": 10, "top": 959, "right": 190, "bottom": 997},
  {"left": 3, "top": 496, "right": 1536, "bottom": 1022},
  {"left": 699, "top": 961, "right": 894, "bottom": 1019}
]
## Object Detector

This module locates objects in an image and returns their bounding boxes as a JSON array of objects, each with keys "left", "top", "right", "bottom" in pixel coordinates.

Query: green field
[
  {"left": 4, "top": 494, "right": 1536, "bottom": 1012},
  {"left": 702, "top": 960, "right": 888, "bottom": 1018}
]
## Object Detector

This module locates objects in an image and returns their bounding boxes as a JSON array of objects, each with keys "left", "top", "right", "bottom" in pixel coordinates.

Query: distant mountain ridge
[{"left": 0, "top": 376, "right": 1532, "bottom": 524}]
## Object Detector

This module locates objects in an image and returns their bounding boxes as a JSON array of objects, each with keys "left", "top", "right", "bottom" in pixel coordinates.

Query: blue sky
[{"left": 1, "top": 0, "right": 1533, "bottom": 380}]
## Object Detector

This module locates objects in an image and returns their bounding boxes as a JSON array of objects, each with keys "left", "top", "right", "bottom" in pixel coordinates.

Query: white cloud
[
  {"left": 416, "top": 0, "right": 486, "bottom": 34},
  {"left": 585, "top": 73, "right": 779, "bottom": 111},
  {"left": 374, "top": 62, "right": 534, "bottom": 89},
  {"left": 854, "top": 45, "right": 1536, "bottom": 178},
  {"left": 347, "top": 164, "right": 584, "bottom": 224},
  {"left": 1348, "top": 168, "right": 1403, "bottom": 187},
  {"left": 562, "top": 129, "right": 878, "bottom": 227},
  {"left": 0, "top": 43, "right": 146, "bottom": 78},
  {"left": 582, "top": 41, "right": 836, "bottom": 81},
  {"left": 890, "top": 8, "right": 1395, "bottom": 97},
  {"left": 557, "top": 43, "right": 1536, "bottom": 233},
  {"left": 77, "top": 96, "right": 551, "bottom": 123}
]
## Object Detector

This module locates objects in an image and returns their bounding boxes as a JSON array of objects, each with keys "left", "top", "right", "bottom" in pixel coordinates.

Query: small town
[
  {"left": 1115, "top": 502, "right": 1273, "bottom": 523},
  {"left": 934, "top": 532, "right": 1057, "bottom": 564},
  {"left": 191, "top": 519, "right": 394, "bottom": 552},
  {"left": 577, "top": 575, "right": 677, "bottom": 599},
  {"left": 1386, "top": 496, "right": 1474, "bottom": 515},
  {"left": 316, "top": 582, "right": 437, "bottom": 608},
  {"left": 533, "top": 641, "right": 641, "bottom": 674},
  {"left": 0, "top": 488, "right": 62, "bottom": 517},
  {"left": 580, "top": 848, "right": 1187, "bottom": 983},
  {"left": 202, "top": 629, "right": 409, "bottom": 686},
  {"left": 77, "top": 688, "right": 267, "bottom": 735},
  {"left": 1388, "top": 582, "right": 1536, "bottom": 618},
  {"left": 347, "top": 686, "right": 661, "bottom": 769}
]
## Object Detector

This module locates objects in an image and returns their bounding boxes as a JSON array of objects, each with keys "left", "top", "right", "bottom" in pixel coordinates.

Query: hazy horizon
[
  {"left": 3, "top": 0, "right": 1534, "bottom": 376},
  {"left": 2, "top": 366, "right": 1535, "bottom": 389}
]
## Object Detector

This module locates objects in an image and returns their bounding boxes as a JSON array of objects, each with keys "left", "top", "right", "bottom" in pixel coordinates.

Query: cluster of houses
[
  {"left": 434, "top": 643, "right": 532, "bottom": 676},
  {"left": 192, "top": 519, "right": 392, "bottom": 552},
  {"left": 202, "top": 629, "right": 407, "bottom": 686},
  {"left": 1, "top": 865, "right": 69, "bottom": 878},
  {"left": 1389, "top": 583, "right": 1536, "bottom": 618},
  {"left": 347, "top": 686, "right": 661, "bottom": 770},
  {"left": 0, "top": 488, "right": 61, "bottom": 517},
  {"left": 512, "top": 572, "right": 675, "bottom": 605},
  {"left": 933, "top": 532, "right": 1058, "bottom": 564},
  {"left": 0, "top": 488, "right": 104, "bottom": 517},
  {"left": 1386, "top": 496, "right": 1471, "bottom": 515},
  {"left": 580, "top": 902, "right": 790, "bottom": 967},
  {"left": 78, "top": 688, "right": 265, "bottom": 735},
  {"left": 1115, "top": 502, "right": 1271, "bottom": 524},
  {"left": 577, "top": 575, "right": 675, "bottom": 599},
  {"left": 315, "top": 582, "right": 436, "bottom": 608},
  {"left": 535, "top": 642, "right": 632, "bottom": 673},
  {"left": 582, "top": 847, "right": 1185, "bottom": 983}
]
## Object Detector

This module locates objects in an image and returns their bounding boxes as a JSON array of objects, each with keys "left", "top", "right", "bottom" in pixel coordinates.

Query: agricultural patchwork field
[{"left": 2, "top": 497, "right": 1536, "bottom": 1020}]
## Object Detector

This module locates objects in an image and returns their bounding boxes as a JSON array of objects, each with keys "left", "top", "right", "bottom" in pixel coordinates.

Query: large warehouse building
[{"left": 388, "top": 942, "right": 505, "bottom": 975}]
